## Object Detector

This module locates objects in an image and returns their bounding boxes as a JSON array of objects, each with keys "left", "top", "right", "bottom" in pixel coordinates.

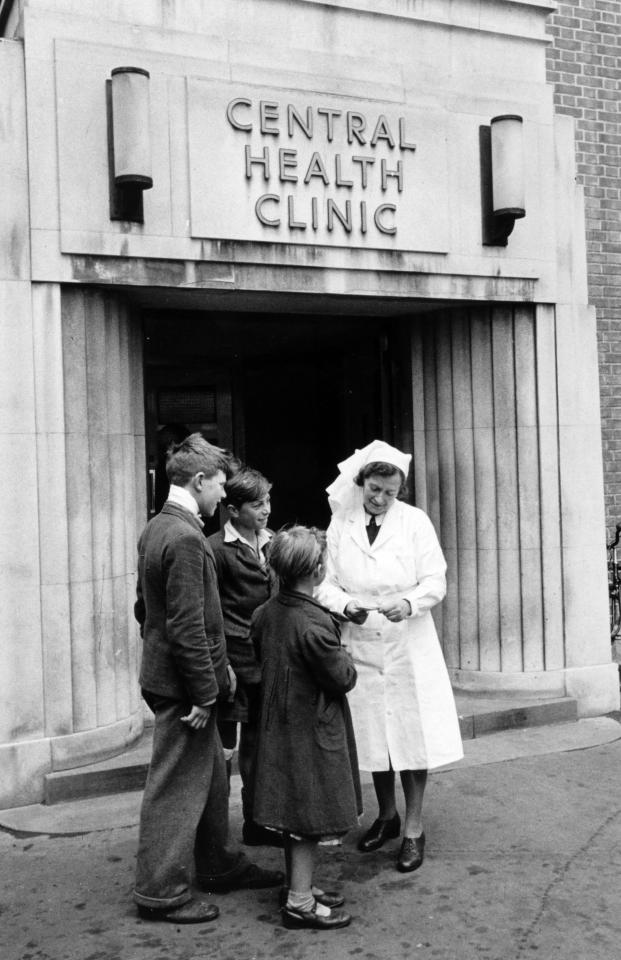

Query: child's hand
[
  {"left": 226, "top": 664, "right": 238, "bottom": 702},
  {"left": 344, "top": 601, "right": 369, "bottom": 624},
  {"left": 181, "top": 705, "right": 211, "bottom": 729}
]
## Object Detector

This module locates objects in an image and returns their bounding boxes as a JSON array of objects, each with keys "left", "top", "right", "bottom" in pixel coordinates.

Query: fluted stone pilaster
[{"left": 411, "top": 303, "right": 613, "bottom": 708}]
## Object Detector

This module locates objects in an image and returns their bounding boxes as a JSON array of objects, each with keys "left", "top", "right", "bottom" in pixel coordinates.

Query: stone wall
[{"left": 546, "top": 2, "right": 621, "bottom": 536}]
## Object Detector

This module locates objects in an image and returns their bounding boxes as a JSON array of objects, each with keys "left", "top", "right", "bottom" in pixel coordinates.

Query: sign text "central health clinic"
[{"left": 225, "top": 98, "right": 417, "bottom": 237}]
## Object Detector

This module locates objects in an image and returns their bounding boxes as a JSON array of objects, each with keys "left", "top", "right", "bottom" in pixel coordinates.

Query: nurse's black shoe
[
  {"left": 396, "top": 832, "right": 425, "bottom": 872},
  {"left": 357, "top": 813, "right": 401, "bottom": 852}
]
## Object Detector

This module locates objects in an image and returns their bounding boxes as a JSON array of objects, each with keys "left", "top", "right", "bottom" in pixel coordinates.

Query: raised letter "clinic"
[{"left": 254, "top": 194, "right": 397, "bottom": 235}]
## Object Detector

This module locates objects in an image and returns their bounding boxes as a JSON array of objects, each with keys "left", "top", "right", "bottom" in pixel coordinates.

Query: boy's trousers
[{"left": 133, "top": 694, "right": 249, "bottom": 909}]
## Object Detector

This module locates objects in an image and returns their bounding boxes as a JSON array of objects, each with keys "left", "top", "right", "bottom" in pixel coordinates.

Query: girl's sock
[
  {"left": 313, "top": 900, "right": 331, "bottom": 916},
  {"left": 286, "top": 890, "right": 315, "bottom": 913},
  {"left": 286, "top": 890, "right": 331, "bottom": 917}
]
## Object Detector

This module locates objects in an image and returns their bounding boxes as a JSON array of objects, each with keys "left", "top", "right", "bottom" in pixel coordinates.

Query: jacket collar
[
  {"left": 159, "top": 501, "right": 205, "bottom": 534},
  {"left": 223, "top": 520, "right": 272, "bottom": 551},
  {"left": 278, "top": 588, "right": 327, "bottom": 611},
  {"left": 167, "top": 484, "right": 202, "bottom": 519},
  {"left": 278, "top": 588, "right": 341, "bottom": 633}
]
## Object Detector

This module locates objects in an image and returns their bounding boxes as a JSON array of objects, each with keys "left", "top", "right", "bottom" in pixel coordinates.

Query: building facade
[
  {"left": 1, "top": 0, "right": 618, "bottom": 808},
  {"left": 546, "top": 1, "right": 621, "bottom": 535}
]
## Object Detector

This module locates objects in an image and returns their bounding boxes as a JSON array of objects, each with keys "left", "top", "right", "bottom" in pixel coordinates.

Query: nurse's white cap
[{"left": 326, "top": 440, "right": 411, "bottom": 514}]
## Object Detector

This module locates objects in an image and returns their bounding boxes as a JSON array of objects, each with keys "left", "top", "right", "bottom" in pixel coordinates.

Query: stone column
[
  {"left": 0, "top": 41, "right": 50, "bottom": 807},
  {"left": 0, "top": 281, "right": 146, "bottom": 807},
  {"left": 411, "top": 303, "right": 618, "bottom": 716},
  {"left": 49, "top": 285, "right": 146, "bottom": 771}
]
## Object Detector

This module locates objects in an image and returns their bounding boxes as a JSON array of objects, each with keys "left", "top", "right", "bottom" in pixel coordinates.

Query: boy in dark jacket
[
  {"left": 208, "top": 466, "right": 278, "bottom": 846},
  {"left": 251, "top": 526, "right": 362, "bottom": 930},
  {"left": 133, "top": 437, "right": 282, "bottom": 923}
]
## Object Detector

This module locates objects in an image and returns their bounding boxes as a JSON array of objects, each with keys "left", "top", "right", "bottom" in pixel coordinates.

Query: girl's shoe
[
  {"left": 281, "top": 903, "right": 351, "bottom": 930},
  {"left": 278, "top": 886, "right": 345, "bottom": 908}
]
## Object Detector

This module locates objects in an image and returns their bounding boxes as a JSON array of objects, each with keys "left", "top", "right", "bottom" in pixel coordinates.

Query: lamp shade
[
  {"left": 490, "top": 114, "right": 525, "bottom": 218},
  {"left": 110, "top": 67, "right": 153, "bottom": 188}
]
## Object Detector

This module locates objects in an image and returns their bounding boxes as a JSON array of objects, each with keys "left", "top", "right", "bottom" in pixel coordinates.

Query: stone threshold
[{"left": 40, "top": 693, "right": 578, "bottom": 806}]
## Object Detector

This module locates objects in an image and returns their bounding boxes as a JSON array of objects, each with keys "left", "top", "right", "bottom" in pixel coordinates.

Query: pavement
[{"left": 1, "top": 715, "right": 621, "bottom": 960}]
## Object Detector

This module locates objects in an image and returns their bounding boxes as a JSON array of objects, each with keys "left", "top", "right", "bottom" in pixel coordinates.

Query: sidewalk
[{"left": 1, "top": 715, "right": 620, "bottom": 960}]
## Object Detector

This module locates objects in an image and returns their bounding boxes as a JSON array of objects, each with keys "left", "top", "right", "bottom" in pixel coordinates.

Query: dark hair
[
  {"left": 354, "top": 461, "right": 407, "bottom": 495},
  {"left": 219, "top": 448, "right": 244, "bottom": 480},
  {"left": 268, "top": 526, "right": 326, "bottom": 588},
  {"left": 166, "top": 433, "right": 229, "bottom": 485},
  {"left": 224, "top": 467, "right": 272, "bottom": 508}
]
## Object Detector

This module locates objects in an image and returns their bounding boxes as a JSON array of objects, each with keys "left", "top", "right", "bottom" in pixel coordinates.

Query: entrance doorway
[{"left": 143, "top": 310, "right": 413, "bottom": 530}]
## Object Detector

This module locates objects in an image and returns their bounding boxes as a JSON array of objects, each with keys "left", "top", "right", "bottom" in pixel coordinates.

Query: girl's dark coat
[{"left": 251, "top": 589, "right": 363, "bottom": 837}]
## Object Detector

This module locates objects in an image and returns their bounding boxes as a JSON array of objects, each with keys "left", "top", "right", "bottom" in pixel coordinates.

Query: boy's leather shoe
[
  {"left": 282, "top": 904, "right": 351, "bottom": 930},
  {"left": 137, "top": 899, "right": 219, "bottom": 924},
  {"left": 242, "top": 821, "right": 285, "bottom": 847},
  {"left": 278, "top": 886, "right": 345, "bottom": 909},
  {"left": 396, "top": 832, "right": 426, "bottom": 872},
  {"left": 357, "top": 813, "right": 401, "bottom": 852},
  {"left": 200, "top": 862, "right": 284, "bottom": 893}
]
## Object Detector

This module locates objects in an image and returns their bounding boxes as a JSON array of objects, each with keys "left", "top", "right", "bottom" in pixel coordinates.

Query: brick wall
[{"left": 546, "top": 2, "right": 621, "bottom": 535}]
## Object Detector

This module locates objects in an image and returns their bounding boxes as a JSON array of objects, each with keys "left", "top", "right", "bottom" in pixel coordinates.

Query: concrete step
[
  {"left": 455, "top": 692, "right": 578, "bottom": 739},
  {"left": 44, "top": 731, "right": 152, "bottom": 805},
  {"left": 43, "top": 693, "right": 578, "bottom": 806},
  {"left": 6, "top": 715, "right": 618, "bottom": 837}
]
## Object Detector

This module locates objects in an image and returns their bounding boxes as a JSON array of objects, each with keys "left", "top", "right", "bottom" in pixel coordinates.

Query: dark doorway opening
[{"left": 143, "top": 311, "right": 413, "bottom": 530}]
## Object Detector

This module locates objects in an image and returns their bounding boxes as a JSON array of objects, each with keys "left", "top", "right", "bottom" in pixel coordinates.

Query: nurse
[{"left": 317, "top": 440, "right": 463, "bottom": 873}]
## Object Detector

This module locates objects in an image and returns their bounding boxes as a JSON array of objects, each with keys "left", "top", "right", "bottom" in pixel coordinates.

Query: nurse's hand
[
  {"left": 344, "top": 601, "right": 369, "bottom": 624},
  {"left": 379, "top": 599, "right": 412, "bottom": 622}
]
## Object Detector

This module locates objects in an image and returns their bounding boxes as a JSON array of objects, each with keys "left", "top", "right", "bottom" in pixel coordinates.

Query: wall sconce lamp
[
  {"left": 106, "top": 66, "right": 153, "bottom": 223},
  {"left": 480, "top": 114, "right": 525, "bottom": 246}
]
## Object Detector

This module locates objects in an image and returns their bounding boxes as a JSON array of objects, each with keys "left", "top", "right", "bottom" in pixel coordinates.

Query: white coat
[{"left": 317, "top": 499, "right": 463, "bottom": 772}]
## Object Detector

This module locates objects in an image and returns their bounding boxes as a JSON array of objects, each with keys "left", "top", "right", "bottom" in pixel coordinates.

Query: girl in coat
[
  {"left": 251, "top": 525, "right": 362, "bottom": 930},
  {"left": 317, "top": 440, "right": 463, "bottom": 873}
]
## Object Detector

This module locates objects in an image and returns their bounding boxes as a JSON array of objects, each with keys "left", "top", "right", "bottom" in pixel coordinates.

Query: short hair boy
[{"left": 208, "top": 466, "right": 279, "bottom": 847}]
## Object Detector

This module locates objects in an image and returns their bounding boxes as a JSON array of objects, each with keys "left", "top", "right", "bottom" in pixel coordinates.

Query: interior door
[
  {"left": 241, "top": 323, "right": 409, "bottom": 529},
  {"left": 142, "top": 311, "right": 414, "bottom": 530},
  {"left": 144, "top": 365, "right": 234, "bottom": 525}
]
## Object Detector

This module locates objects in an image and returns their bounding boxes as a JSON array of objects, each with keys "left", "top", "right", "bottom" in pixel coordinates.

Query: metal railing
[{"left": 608, "top": 522, "right": 621, "bottom": 644}]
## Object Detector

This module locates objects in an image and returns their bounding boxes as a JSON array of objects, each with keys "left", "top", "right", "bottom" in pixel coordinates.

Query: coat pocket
[{"left": 314, "top": 693, "right": 346, "bottom": 752}]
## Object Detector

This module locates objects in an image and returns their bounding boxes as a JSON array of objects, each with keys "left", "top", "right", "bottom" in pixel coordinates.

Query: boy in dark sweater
[{"left": 208, "top": 466, "right": 279, "bottom": 847}]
